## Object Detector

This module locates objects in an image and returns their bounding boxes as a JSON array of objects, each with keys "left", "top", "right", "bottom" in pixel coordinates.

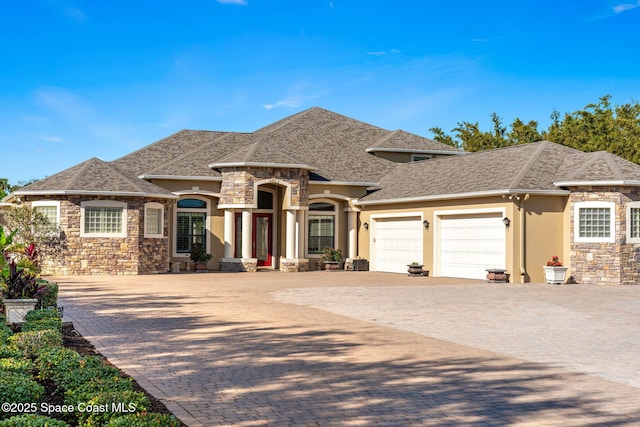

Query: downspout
[{"left": 520, "top": 194, "right": 530, "bottom": 283}]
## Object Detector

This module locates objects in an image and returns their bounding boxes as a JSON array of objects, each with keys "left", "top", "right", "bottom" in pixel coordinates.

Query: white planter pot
[
  {"left": 543, "top": 266, "right": 568, "bottom": 285},
  {"left": 3, "top": 298, "right": 38, "bottom": 323}
]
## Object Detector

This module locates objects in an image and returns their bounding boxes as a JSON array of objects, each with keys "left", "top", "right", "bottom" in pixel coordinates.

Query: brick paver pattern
[{"left": 56, "top": 272, "right": 640, "bottom": 426}]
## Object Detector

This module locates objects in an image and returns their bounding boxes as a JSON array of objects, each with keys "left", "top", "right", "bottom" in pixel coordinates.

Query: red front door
[
  {"left": 235, "top": 213, "right": 272, "bottom": 267},
  {"left": 253, "top": 213, "right": 272, "bottom": 267}
]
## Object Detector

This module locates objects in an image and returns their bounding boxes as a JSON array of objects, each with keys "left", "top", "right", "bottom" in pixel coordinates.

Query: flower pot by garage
[
  {"left": 543, "top": 266, "right": 568, "bottom": 284},
  {"left": 407, "top": 264, "right": 424, "bottom": 277},
  {"left": 194, "top": 262, "right": 208, "bottom": 272},
  {"left": 3, "top": 298, "right": 38, "bottom": 324},
  {"left": 324, "top": 261, "right": 339, "bottom": 271}
]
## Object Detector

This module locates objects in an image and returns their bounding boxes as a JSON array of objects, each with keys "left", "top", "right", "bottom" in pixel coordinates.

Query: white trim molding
[
  {"left": 574, "top": 201, "right": 615, "bottom": 243},
  {"left": 626, "top": 201, "right": 640, "bottom": 244},
  {"left": 144, "top": 202, "right": 165, "bottom": 239},
  {"left": 80, "top": 200, "right": 128, "bottom": 238}
]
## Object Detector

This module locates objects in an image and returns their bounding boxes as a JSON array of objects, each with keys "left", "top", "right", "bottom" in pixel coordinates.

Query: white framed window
[
  {"left": 144, "top": 202, "right": 164, "bottom": 238},
  {"left": 626, "top": 201, "right": 640, "bottom": 243},
  {"left": 175, "top": 197, "right": 209, "bottom": 256},
  {"left": 307, "top": 201, "right": 337, "bottom": 255},
  {"left": 574, "top": 201, "right": 615, "bottom": 243},
  {"left": 80, "top": 200, "right": 127, "bottom": 238},
  {"left": 32, "top": 201, "right": 60, "bottom": 232}
]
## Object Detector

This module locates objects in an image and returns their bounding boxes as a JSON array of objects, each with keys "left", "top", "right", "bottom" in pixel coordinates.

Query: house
[{"left": 3, "top": 107, "right": 640, "bottom": 284}]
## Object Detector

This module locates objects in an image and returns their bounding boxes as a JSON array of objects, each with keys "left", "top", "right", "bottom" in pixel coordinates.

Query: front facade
[{"left": 4, "top": 108, "right": 640, "bottom": 284}]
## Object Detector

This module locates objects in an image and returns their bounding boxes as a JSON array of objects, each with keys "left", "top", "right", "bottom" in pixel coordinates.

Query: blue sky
[{"left": 2, "top": 0, "right": 640, "bottom": 184}]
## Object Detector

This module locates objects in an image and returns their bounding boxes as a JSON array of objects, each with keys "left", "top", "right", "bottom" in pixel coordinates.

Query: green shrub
[
  {"left": 0, "top": 357, "right": 33, "bottom": 375},
  {"left": 65, "top": 375, "right": 133, "bottom": 407},
  {"left": 24, "top": 309, "right": 60, "bottom": 323},
  {"left": 9, "top": 329, "right": 63, "bottom": 359},
  {"left": 77, "top": 390, "right": 150, "bottom": 426},
  {"left": 0, "top": 414, "right": 69, "bottom": 426},
  {"left": 105, "top": 412, "right": 182, "bottom": 427},
  {"left": 34, "top": 280, "right": 58, "bottom": 310},
  {"left": 35, "top": 348, "right": 121, "bottom": 393},
  {"left": 0, "top": 344, "right": 21, "bottom": 359},
  {"left": 0, "top": 372, "right": 44, "bottom": 419},
  {"left": 0, "top": 321, "right": 13, "bottom": 344}
]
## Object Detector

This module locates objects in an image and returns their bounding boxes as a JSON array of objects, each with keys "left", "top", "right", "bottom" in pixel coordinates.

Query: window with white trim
[
  {"left": 80, "top": 201, "right": 127, "bottom": 238},
  {"left": 176, "top": 198, "right": 207, "bottom": 254},
  {"left": 574, "top": 201, "right": 615, "bottom": 243},
  {"left": 626, "top": 202, "right": 640, "bottom": 243},
  {"left": 32, "top": 201, "right": 60, "bottom": 232},
  {"left": 308, "top": 202, "right": 336, "bottom": 254},
  {"left": 144, "top": 202, "right": 164, "bottom": 238}
]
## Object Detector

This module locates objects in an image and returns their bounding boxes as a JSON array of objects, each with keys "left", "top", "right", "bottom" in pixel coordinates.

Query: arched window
[
  {"left": 176, "top": 198, "right": 208, "bottom": 253},
  {"left": 308, "top": 201, "right": 337, "bottom": 254}
]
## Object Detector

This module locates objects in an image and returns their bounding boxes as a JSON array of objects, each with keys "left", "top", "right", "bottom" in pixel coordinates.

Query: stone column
[
  {"left": 223, "top": 209, "right": 234, "bottom": 259},
  {"left": 242, "top": 209, "right": 252, "bottom": 259}
]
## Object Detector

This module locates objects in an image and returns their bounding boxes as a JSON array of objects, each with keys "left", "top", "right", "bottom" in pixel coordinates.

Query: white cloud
[
  {"left": 217, "top": 0, "right": 247, "bottom": 5},
  {"left": 43, "top": 136, "right": 64, "bottom": 142},
  {"left": 472, "top": 38, "right": 490, "bottom": 43},
  {"left": 613, "top": 1, "right": 640, "bottom": 14},
  {"left": 263, "top": 87, "right": 327, "bottom": 110},
  {"left": 367, "top": 49, "right": 401, "bottom": 56},
  {"left": 34, "top": 86, "right": 94, "bottom": 121}
]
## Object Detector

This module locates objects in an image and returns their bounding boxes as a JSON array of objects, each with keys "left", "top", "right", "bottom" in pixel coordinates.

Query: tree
[{"left": 430, "top": 95, "right": 640, "bottom": 164}]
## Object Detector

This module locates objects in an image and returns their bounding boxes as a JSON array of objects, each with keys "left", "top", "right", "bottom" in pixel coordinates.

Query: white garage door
[
  {"left": 439, "top": 213, "right": 505, "bottom": 280},
  {"left": 374, "top": 217, "right": 423, "bottom": 273}
]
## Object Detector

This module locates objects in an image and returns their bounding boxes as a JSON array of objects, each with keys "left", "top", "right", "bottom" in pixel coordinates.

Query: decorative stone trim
[
  {"left": 220, "top": 258, "right": 258, "bottom": 272},
  {"left": 280, "top": 258, "right": 309, "bottom": 272}
]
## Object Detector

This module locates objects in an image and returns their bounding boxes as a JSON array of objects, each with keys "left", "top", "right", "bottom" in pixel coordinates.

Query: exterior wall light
[
  {"left": 503, "top": 217, "right": 511, "bottom": 228},
  {"left": 363, "top": 222, "right": 369, "bottom": 231},
  {"left": 423, "top": 220, "right": 429, "bottom": 229}
]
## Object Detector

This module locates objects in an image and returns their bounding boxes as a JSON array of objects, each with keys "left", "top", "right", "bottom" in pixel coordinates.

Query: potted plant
[
  {"left": 543, "top": 255, "right": 568, "bottom": 284},
  {"left": 189, "top": 244, "right": 212, "bottom": 272},
  {"left": 1, "top": 226, "right": 47, "bottom": 323},
  {"left": 322, "top": 247, "right": 342, "bottom": 271},
  {"left": 407, "top": 261, "right": 424, "bottom": 277}
]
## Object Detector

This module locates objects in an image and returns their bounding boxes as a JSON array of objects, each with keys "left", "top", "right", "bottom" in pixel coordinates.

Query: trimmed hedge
[
  {"left": 0, "top": 414, "right": 69, "bottom": 426},
  {"left": 9, "top": 330, "right": 63, "bottom": 359},
  {"left": 0, "top": 357, "right": 33, "bottom": 375},
  {"left": 76, "top": 390, "right": 150, "bottom": 426},
  {"left": 106, "top": 412, "right": 182, "bottom": 427},
  {"left": 0, "top": 372, "right": 44, "bottom": 419},
  {"left": 0, "top": 344, "right": 21, "bottom": 359},
  {"left": 64, "top": 376, "right": 133, "bottom": 407}
]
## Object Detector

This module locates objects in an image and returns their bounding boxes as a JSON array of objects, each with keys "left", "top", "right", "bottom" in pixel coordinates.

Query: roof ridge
[
  {"left": 254, "top": 107, "right": 320, "bottom": 134},
  {"left": 136, "top": 131, "right": 234, "bottom": 175},
  {"left": 103, "top": 160, "right": 152, "bottom": 191},
  {"left": 602, "top": 151, "right": 625, "bottom": 179},
  {"left": 67, "top": 157, "right": 99, "bottom": 189},
  {"left": 508, "top": 141, "right": 547, "bottom": 188},
  {"left": 369, "top": 130, "right": 399, "bottom": 148}
]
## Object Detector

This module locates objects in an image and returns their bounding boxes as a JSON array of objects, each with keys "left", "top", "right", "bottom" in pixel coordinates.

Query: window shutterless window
[
  {"left": 80, "top": 201, "right": 127, "bottom": 238},
  {"left": 307, "top": 202, "right": 337, "bottom": 255},
  {"left": 32, "top": 201, "right": 60, "bottom": 232},
  {"left": 574, "top": 202, "right": 615, "bottom": 243},
  {"left": 144, "top": 202, "right": 164, "bottom": 238},
  {"left": 626, "top": 202, "right": 640, "bottom": 243}
]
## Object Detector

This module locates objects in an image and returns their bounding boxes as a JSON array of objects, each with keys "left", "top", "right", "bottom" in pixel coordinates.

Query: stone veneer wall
[
  {"left": 570, "top": 187, "right": 640, "bottom": 285},
  {"left": 218, "top": 167, "right": 309, "bottom": 208},
  {"left": 25, "top": 195, "right": 170, "bottom": 275}
]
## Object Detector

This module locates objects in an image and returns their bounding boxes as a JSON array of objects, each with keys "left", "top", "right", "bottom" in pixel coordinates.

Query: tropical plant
[
  {"left": 189, "top": 244, "right": 212, "bottom": 263},
  {"left": 321, "top": 247, "right": 342, "bottom": 262}
]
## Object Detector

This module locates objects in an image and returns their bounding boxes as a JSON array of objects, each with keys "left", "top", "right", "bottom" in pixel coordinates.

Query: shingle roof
[
  {"left": 15, "top": 158, "right": 176, "bottom": 198},
  {"left": 358, "top": 141, "right": 638, "bottom": 204},
  {"left": 210, "top": 140, "right": 315, "bottom": 169},
  {"left": 367, "top": 129, "right": 461, "bottom": 153}
]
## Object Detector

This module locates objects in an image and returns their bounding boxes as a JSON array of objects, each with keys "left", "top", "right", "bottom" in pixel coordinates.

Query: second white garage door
[
  {"left": 373, "top": 217, "right": 423, "bottom": 274},
  {"left": 439, "top": 213, "right": 505, "bottom": 280}
]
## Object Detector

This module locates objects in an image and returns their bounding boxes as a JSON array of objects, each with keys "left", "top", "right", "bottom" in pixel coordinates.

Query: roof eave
[
  {"left": 354, "top": 188, "right": 570, "bottom": 206},
  {"left": 365, "top": 148, "right": 465, "bottom": 155},
  {"left": 139, "top": 175, "right": 222, "bottom": 182},
  {"left": 208, "top": 162, "right": 317, "bottom": 171},
  {"left": 310, "top": 180, "right": 379, "bottom": 187},
  {"left": 12, "top": 190, "right": 179, "bottom": 199},
  {"left": 554, "top": 180, "right": 640, "bottom": 187}
]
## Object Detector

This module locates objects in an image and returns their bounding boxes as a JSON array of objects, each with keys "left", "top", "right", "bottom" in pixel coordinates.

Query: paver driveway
[{"left": 56, "top": 272, "right": 640, "bottom": 426}]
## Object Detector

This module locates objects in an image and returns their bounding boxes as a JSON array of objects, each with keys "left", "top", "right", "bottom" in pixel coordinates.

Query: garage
[
  {"left": 439, "top": 212, "right": 505, "bottom": 280},
  {"left": 373, "top": 216, "right": 423, "bottom": 273}
]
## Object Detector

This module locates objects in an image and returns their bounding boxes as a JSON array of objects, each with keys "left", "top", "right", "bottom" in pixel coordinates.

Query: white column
[
  {"left": 286, "top": 209, "right": 296, "bottom": 259},
  {"left": 297, "top": 210, "right": 306, "bottom": 258},
  {"left": 224, "top": 209, "right": 234, "bottom": 258},
  {"left": 347, "top": 210, "right": 358, "bottom": 259},
  {"left": 242, "top": 209, "right": 252, "bottom": 259}
]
